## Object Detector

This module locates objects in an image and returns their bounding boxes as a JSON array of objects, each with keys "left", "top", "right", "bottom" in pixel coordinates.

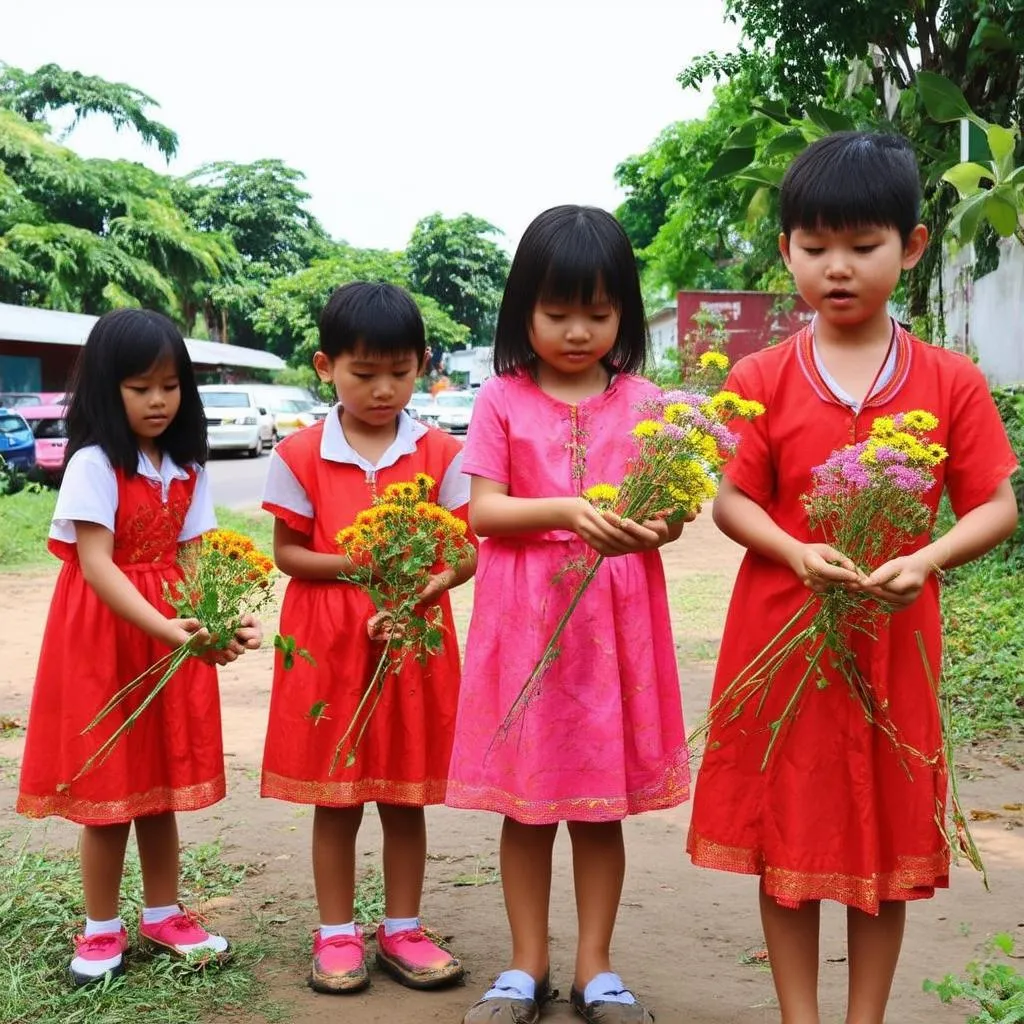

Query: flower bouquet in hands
[
  {"left": 493, "top": 360, "right": 765, "bottom": 742},
  {"left": 691, "top": 411, "right": 949, "bottom": 772},
  {"left": 66, "top": 529, "right": 275, "bottom": 786},
  {"left": 316, "top": 474, "right": 472, "bottom": 772}
]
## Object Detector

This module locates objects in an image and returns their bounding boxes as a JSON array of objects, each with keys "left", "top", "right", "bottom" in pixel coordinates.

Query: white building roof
[{"left": 0, "top": 301, "right": 285, "bottom": 371}]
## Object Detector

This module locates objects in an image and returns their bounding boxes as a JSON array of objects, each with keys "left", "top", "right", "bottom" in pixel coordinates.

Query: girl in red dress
[
  {"left": 687, "top": 133, "right": 1019, "bottom": 1023},
  {"left": 16, "top": 309, "right": 262, "bottom": 987},
  {"left": 261, "top": 282, "right": 476, "bottom": 995}
]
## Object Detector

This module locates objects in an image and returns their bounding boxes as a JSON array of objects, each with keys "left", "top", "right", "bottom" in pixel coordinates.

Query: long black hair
[
  {"left": 493, "top": 205, "right": 648, "bottom": 376},
  {"left": 780, "top": 131, "right": 921, "bottom": 242},
  {"left": 65, "top": 309, "right": 207, "bottom": 474}
]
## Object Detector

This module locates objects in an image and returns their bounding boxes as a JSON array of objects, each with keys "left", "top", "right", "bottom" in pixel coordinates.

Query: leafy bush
[{"left": 924, "top": 934, "right": 1024, "bottom": 1023}]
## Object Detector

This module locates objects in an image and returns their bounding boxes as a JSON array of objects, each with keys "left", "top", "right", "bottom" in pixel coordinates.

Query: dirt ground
[{"left": 2, "top": 511, "right": 1022, "bottom": 1023}]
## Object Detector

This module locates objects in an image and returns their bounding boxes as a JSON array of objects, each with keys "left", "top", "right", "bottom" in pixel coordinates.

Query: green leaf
[
  {"left": 723, "top": 121, "right": 760, "bottom": 149},
  {"left": 804, "top": 104, "right": 854, "bottom": 134},
  {"left": 947, "top": 190, "right": 990, "bottom": 244},
  {"left": 750, "top": 100, "right": 791, "bottom": 125},
  {"left": 972, "top": 18, "right": 1014, "bottom": 52},
  {"left": 942, "top": 162, "right": 995, "bottom": 196},
  {"left": 736, "top": 166, "right": 785, "bottom": 188},
  {"left": 274, "top": 632, "right": 298, "bottom": 670},
  {"left": 746, "top": 186, "right": 773, "bottom": 223},
  {"left": 986, "top": 123, "right": 1018, "bottom": 176},
  {"left": 916, "top": 71, "right": 976, "bottom": 124},
  {"left": 306, "top": 700, "right": 330, "bottom": 724},
  {"left": 705, "top": 146, "right": 756, "bottom": 182},
  {"left": 762, "top": 128, "right": 808, "bottom": 159},
  {"left": 984, "top": 190, "right": 1021, "bottom": 237}
]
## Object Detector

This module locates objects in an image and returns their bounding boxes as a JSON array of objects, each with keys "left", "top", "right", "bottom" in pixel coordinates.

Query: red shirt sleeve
[
  {"left": 944, "top": 359, "right": 1019, "bottom": 517},
  {"left": 722, "top": 357, "right": 775, "bottom": 507}
]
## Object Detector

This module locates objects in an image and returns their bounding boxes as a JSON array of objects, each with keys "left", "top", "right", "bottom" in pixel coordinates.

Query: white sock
[
  {"left": 84, "top": 916, "right": 123, "bottom": 937},
  {"left": 583, "top": 972, "right": 636, "bottom": 1005},
  {"left": 383, "top": 916, "right": 419, "bottom": 936},
  {"left": 142, "top": 904, "right": 180, "bottom": 925},
  {"left": 320, "top": 922, "right": 358, "bottom": 938},
  {"left": 483, "top": 969, "right": 536, "bottom": 1001}
]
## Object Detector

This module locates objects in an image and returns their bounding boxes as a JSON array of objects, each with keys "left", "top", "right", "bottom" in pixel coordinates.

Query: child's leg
[
  {"left": 312, "top": 804, "right": 364, "bottom": 922},
  {"left": 134, "top": 811, "right": 179, "bottom": 906},
  {"left": 503, "top": 816, "right": 558, "bottom": 980},
  {"left": 81, "top": 822, "right": 132, "bottom": 919},
  {"left": 845, "top": 901, "right": 905, "bottom": 1024},
  {"left": 377, "top": 803, "right": 426, "bottom": 917},
  {"left": 567, "top": 819, "right": 625, "bottom": 987},
  {"left": 759, "top": 882, "right": 821, "bottom": 1024}
]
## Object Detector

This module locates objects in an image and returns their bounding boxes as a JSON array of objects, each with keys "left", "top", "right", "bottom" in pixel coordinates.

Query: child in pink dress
[{"left": 448, "top": 206, "right": 690, "bottom": 1024}]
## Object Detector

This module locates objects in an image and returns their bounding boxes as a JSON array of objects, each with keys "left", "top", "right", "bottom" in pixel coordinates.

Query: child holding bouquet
[
  {"left": 687, "top": 132, "right": 1019, "bottom": 1023},
  {"left": 17, "top": 309, "right": 262, "bottom": 986},
  {"left": 447, "top": 206, "right": 691, "bottom": 1024},
  {"left": 261, "top": 282, "right": 475, "bottom": 994}
]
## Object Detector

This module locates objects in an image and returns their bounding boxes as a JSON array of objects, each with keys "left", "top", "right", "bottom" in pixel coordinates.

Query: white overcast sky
[{"left": 3, "top": 0, "right": 739, "bottom": 252}]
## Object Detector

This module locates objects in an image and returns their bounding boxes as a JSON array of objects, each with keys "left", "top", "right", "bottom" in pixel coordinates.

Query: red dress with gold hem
[
  {"left": 686, "top": 324, "right": 1018, "bottom": 913},
  {"left": 17, "top": 463, "right": 225, "bottom": 826}
]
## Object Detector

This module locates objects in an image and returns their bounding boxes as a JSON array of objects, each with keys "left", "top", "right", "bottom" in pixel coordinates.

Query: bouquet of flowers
[
  {"left": 494, "top": 354, "right": 764, "bottom": 740},
  {"left": 692, "top": 411, "right": 949, "bottom": 772},
  {"left": 67, "top": 529, "right": 275, "bottom": 784},
  {"left": 317, "top": 473, "right": 472, "bottom": 771}
]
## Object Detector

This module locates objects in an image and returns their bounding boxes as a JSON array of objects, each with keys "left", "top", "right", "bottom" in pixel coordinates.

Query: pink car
[{"left": 19, "top": 404, "right": 68, "bottom": 478}]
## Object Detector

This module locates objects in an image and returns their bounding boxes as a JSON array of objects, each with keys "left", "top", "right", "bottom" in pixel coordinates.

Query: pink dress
[{"left": 445, "top": 372, "right": 689, "bottom": 824}]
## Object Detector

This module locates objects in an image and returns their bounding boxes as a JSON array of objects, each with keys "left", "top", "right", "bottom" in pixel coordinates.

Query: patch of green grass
[
  {"left": 178, "top": 840, "right": 256, "bottom": 903},
  {"left": 0, "top": 755, "right": 19, "bottom": 782},
  {"left": 353, "top": 867, "right": 385, "bottom": 926},
  {"left": 0, "top": 834, "right": 279, "bottom": 1024},
  {"left": 667, "top": 572, "right": 730, "bottom": 660},
  {"left": 0, "top": 490, "right": 273, "bottom": 570},
  {"left": 0, "top": 488, "right": 58, "bottom": 568},
  {"left": 214, "top": 507, "right": 274, "bottom": 554}
]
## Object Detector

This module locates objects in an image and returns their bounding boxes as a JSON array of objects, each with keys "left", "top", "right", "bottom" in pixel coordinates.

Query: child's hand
[
  {"left": 418, "top": 569, "right": 457, "bottom": 606},
  {"left": 367, "top": 610, "right": 406, "bottom": 643},
  {"left": 565, "top": 498, "right": 650, "bottom": 556},
  {"left": 203, "top": 614, "right": 264, "bottom": 666},
  {"left": 601, "top": 512, "right": 682, "bottom": 552},
  {"left": 787, "top": 543, "right": 863, "bottom": 594},
  {"left": 858, "top": 553, "right": 933, "bottom": 608},
  {"left": 163, "top": 617, "right": 211, "bottom": 650}
]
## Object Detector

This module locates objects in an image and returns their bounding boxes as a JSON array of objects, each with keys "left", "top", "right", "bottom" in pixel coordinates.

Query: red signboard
[{"left": 676, "top": 290, "right": 814, "bottom": 363}]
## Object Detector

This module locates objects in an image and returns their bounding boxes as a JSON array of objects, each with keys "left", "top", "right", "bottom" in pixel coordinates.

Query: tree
[
  {"left": 254, "top": 247, "right": 469, "bottom": 366},
  {"left": 406, "top": 214, "right": 509, "bottom": 345},
  {"left": 0, "top": 61, "right": 178, "bottom": 158}
]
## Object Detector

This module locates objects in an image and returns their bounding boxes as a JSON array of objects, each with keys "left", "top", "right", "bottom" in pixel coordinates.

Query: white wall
[{"left": 940, "top": 238, "right": 1024, "bottom": 385}]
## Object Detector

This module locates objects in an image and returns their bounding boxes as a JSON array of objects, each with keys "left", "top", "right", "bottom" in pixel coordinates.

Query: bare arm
[
  {"left": 861, "top": 478, "right": 1019, "bottom": 606},
  {"left": 712, "top": 477, "right": 862, "bottom": 591},
  {"left": 273, "top": 518, "right": 361, "bottom": 580},
  {"left": 76, "top": 522, "right": 205, "bottom": 648}
]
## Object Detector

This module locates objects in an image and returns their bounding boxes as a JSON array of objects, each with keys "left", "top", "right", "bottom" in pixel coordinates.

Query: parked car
[
  {"left": 405, "top": 392, "right": 433, "bottom": 421},
  {"left": 0, "top": 391, "right": 67, "bottom": 408},
  {"left": 198, "top": 386, "right": 265, "bottom": 458},
  {"left": 0, "top": 408, "right": 38, "bottom": 471},
  {"left": 19, "top": 405, "right": 67, "bottom": 479},
  {"left": 265, "top": 397, "right": 318, "bottom": 438},
  {"left": 423, "top": 391, "right": 476, "bottom": 435}
]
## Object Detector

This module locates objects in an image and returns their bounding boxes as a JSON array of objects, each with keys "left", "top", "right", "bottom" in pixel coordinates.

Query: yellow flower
[
  {"left": 584, "top": 483, "right": 620, "bottom": 507},
  {"left": 692, "top": 431, "right": 720, "bottom": 462},
  {"left": 870, "top": 416, "right": 897, "bottom": 439},
  {"left": 739, "top": 398, "right": 766, "bottom": 418},
  {"left": 336, "top": 526, "right": 359, "bottom": 549},
  {"left": 632, "top": 419, "right": 665, "bottom": 439},
  {"left": 382, "top": 481, "right": 420, "bottom": 503},
  {"left": 705, "top": 391, "right": 742, "bottom": 416},
  {"left": 902, "top": 410, "right": 939, "bottom": 432},
  {"left": 415, "top": 473, "right": 435, "bottom": 498},
  {"left": 925, "top": 442, "right": 948, "bottom": 465},
  {"left": 663, "top": 403, "right": 692, "bottom": 425},
  {"left": 698, "top": 350, "right": 730, "bottom": 371}
]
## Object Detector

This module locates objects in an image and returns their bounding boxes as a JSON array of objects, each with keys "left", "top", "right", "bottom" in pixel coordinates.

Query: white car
[
  {"left": 424, "top": 391, "right": 475, "bottom": 435},
  {"left": 198, "top": 386, "right": 266, "bottom": 458},
  {"left": 405, "top": 392, "right": 433, "bottom": 421}
]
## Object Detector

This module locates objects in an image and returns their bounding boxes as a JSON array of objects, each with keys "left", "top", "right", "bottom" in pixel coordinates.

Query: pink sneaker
[
  {"left": 375, "top": 923, "right": 464, "bottom": 989},
  {"left": 138, "top": 904, "right": 230, "bottom": 963},
  {"left": 69, "top": 927, "right": 129, "bottom": 987},
  {"left": 309, "top": 927, "right": 370, "bottom": 994}
]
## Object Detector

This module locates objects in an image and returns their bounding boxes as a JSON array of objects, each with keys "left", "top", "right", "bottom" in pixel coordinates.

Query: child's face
[
  {"left": 780, "top": 223, "right": 927, "bottom": 330},
  {"left": 120, "top": 355, "right": 181, "bottom": 443},
  {"left": 314, "top": 344, "right": 421, "bottom": 430},
  {"left": 528, "top": 294, "right": 621, "bottom": 377}
]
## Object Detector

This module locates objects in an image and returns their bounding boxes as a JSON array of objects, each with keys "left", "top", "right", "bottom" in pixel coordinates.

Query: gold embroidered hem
[
  {"left": 261, "top": 771, "right": 447, "bottom": 807},
  {"left": 445, "top": 776, "right": 690, "bottom": 825},
  {"left": 16, "top": 776, "right": 226, "bottom": 826},
  {"left": 687, "top": 831, "right": 949, "bottom": 915}
]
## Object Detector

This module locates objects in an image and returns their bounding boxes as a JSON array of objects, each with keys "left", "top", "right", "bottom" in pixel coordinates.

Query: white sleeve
[
  {"left": 50, "top": 447, "right": 118, "bottom": 543},
  {"left": 262, "top": 450, "right": 314, "bottom": 519},
  {"left": 178, "top": 464, "right": 217, "bottom": 541},
  {"left": 437, "top": 448, "right": 471, "bottom": 510}
]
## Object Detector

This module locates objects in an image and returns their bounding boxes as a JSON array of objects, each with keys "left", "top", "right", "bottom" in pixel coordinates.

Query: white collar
[
  {"left": 137, "top": 450, "right": 189, "bottom": 499},
  {"left": 320, "top": 406, "right": 427, "bottom": 473}
]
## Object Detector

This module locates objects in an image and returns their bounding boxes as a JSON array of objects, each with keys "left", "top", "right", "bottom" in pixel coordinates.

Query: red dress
[
  {"left": 261, "top": 417, "right": 468, "bottom": 807},
  {"left": 687, "top": 324, "right": 1018, "bottom": 913},
  {"left": 17, "top": 466, "right": 225, "bottom": 826}
]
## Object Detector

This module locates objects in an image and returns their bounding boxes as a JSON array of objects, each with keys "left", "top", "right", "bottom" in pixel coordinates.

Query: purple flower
[{"left": 883, "top": 465, "right": 933, "bottom": 493}]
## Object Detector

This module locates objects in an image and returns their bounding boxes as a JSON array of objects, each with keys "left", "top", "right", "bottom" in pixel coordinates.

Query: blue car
[{"left": 0, "top": 408, "right": 37, "bottom": 471}]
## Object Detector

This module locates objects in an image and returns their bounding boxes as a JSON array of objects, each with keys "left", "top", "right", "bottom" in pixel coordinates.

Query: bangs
[
  {"left": 107, "top": 313, "right": 188, "bottom": 380},
  {"left": 781, "top": 132, "right": 920, "bottom": 241},
  {"left": 319, "top": 282, "right": 426, "bottom": 361},
  {"left": 537, "top": 222, "right": 628, "bottom": 308}
]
